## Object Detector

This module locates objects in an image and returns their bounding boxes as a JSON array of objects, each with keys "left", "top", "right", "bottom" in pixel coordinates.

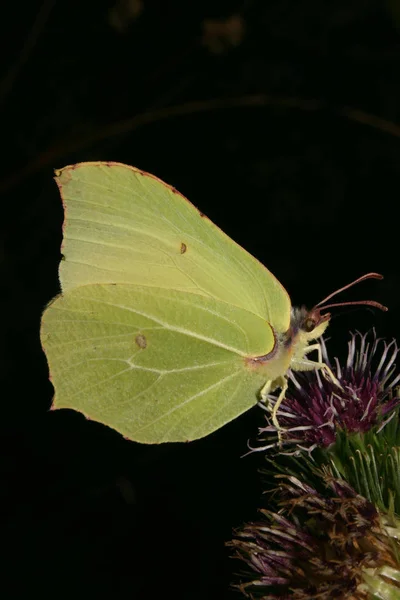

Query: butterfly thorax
[{"left": 246, "top": 305, "right": 329, "bottom": 378}]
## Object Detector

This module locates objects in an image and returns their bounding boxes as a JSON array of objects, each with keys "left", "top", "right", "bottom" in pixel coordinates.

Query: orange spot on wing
[{"left": 135, "top": 334, "right": 147, "bottom": 349}]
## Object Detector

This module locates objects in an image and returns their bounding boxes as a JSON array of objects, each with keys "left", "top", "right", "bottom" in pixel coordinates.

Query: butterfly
[{"left": 41, "top": 162, "right": 386, "bottom": 444}]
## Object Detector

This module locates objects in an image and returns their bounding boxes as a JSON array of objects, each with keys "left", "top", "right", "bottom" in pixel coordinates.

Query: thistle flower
[
  {"left": 258, "top": 331, "right": 400, "bottom": 450},
  {"left": 230, "top": 472, "right": 400, "bottom": 600}
]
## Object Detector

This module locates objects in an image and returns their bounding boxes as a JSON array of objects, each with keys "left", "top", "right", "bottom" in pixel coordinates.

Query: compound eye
[{"left": 303, "top": 317, "right": 316, "bottom": 333}]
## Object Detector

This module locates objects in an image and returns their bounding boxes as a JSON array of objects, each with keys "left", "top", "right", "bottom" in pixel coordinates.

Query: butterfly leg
[
  {"left": 260, "top": 376, "right": 288, "bottom": 444},
  {"left": 260, "top": 379, "right": 272, "bottom": 402},
  {"left": 292, "top": 343, "right": 341, "bottom": 388},
  {"left": 271, "top": 378, "right": 288, "bottom": 445}
]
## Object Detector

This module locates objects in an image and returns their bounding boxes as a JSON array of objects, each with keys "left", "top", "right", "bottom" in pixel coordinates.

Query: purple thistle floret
[
  {"left": 230, "top": 474, "right": 400, "bottom": 599},
  {"left": 259, "top": 331, "right": 400, "bottom": 449}
]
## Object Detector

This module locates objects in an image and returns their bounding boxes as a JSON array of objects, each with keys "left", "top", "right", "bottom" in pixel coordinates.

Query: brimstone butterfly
[{"left": 40, "top": 162, "right": 386, "bottom": 444}]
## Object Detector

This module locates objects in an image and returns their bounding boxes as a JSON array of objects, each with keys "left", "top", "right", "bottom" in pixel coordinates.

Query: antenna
[
  {"left": 317, "top": 300, "right": 387, "bottom": 312},
  {"left": 315, "top": 273, "right": 386, "bottom": 312}
]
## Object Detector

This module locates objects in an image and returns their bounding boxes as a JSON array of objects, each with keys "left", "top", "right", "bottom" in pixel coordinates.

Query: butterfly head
[{"left": 290, "top": 305, "right": 330, "bottom": 344}]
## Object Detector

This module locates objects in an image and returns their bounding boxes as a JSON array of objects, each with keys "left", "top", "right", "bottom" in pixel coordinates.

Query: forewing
[{"left": 56, "top": 162, "right": 291, "bottom": 332}]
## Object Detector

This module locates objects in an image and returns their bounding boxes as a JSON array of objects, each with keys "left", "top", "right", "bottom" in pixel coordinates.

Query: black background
[{"left": 1, "top": 1, "right": 399, "bottom": 598}]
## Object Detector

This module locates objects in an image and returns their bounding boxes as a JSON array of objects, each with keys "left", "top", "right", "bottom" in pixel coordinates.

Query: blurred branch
[
  {"left": 1, "top": 93, "right": 400, "bottom": 194},
  {"left": 340, "top": 106, "right": 400, "bottom": 138},
  {"left": 0, "top": 0, "right": 56, "bottom": 107}
]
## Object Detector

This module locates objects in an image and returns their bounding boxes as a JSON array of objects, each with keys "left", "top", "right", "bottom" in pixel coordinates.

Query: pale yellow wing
[{"left": 56, "top": 162, "right": 291, "bottom": 332}]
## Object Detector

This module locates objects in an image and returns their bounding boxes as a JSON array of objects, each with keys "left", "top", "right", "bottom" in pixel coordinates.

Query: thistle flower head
[
  {"left": 230, "top": 472, "right": 400, "bottom": 599},
  {"left": 259, "top": 331, "right": 400, "bottom": 449}
]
